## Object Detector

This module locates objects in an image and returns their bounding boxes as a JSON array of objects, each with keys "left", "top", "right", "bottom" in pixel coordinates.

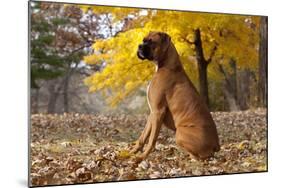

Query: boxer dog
[{"left": 131, "top": 31, "right": 220, "bottom": 161}]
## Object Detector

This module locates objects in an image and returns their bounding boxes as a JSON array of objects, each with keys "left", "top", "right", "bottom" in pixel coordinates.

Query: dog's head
[{"left": 137, "top": 31, "right": 171, "bottom": 62}]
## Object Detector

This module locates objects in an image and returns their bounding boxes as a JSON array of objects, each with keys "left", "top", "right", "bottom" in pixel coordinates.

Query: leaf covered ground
[{"left": 30, "top": 109, "right": 267, "bottom": 186}]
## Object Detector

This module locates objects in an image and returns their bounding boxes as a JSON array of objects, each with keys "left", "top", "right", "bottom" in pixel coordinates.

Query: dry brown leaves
[{"left": 30, "top": 108, "right": 267, "bottom": 186}]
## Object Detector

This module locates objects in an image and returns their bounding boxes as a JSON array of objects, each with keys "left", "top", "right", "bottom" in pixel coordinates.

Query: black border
[{"left": 28, "top": 0, "right": 269, "bottom": 187}]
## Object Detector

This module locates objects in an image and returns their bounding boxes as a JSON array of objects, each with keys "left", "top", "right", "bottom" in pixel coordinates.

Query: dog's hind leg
[{"left": 163, "top": 108, "right": 176, "bottom": 131}]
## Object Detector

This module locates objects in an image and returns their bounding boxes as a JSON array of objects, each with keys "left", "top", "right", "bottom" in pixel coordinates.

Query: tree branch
[
  {"left": 207, "top": 42, "right": 218, "bottom": 64},
  {"left": 218, "top": 63, "right": 232, "bottom": 88},
  {"left": 67, "top": 42, "right": 93, "bottom": 56}
]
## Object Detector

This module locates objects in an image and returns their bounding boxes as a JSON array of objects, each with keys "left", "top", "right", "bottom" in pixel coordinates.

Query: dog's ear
[{"left": 159, "top": 32, "right": 171, "bottom": 45}]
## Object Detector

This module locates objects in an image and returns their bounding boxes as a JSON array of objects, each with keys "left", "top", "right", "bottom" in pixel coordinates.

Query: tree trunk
[
  {"left": 47, "top": 80, "right": 65, "bottom": 113},
  {"left": 223, "top": 87, "right": 239, "bottom": 111},
  {"left": 47, "top": 63, "right": 75, "bottom": 114},
  {"left": 258, "top": 16, "right": 268, "bottom": 107},
  {"left": 229, "top": 58, "right": 238, "bottom": 101},
  {"left": 237, "top": 70, "right": 251, "bottom": 110},
  {"left": 31, "top": 89, "right": 39, "bottom": 113},
  {"left": 198, "top": 61, "right": 209, "bottom": 106},
  {"left": 63, "top": 74, "right": 70, "bottom": 113},
  {"left": 194, "top": 29, "right": 209, "bottom": 106},
  {"left": 47, "top": 83, "right": 60, "bottom": 113},
  {"left": 63, "top": 64, "right": 78, "bottom": 113},
  {"left": 218, "top": 60, "right": 240, "bottom": 111}
]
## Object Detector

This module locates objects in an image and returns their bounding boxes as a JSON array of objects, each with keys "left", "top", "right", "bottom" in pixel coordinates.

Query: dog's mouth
[
  {"left": 137, "top": 50, "right": 146, "bottom": 60},
  {"left": 137, "top": 49, "right": 154, "bottom": 61},
  {"left": 137, "top": 43, "right": 154, "bottom": 61}
]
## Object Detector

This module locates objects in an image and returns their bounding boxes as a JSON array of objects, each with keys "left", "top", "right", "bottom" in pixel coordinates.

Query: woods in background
[
  {"left": 30, "top": 2, "right": 101, "bottom": 113},
  {"left": 30, "top": 2, "right": 268, "bottom": 113}
]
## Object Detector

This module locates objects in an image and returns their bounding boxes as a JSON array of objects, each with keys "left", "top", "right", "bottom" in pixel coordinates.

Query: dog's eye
[{"left": 143, "top": 39, "right": 153, "bottom": 43}]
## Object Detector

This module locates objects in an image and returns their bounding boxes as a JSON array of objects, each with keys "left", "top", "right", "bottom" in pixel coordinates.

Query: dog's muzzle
[{"left": 137, "top": 43, "right": 153, "bottom": 60}]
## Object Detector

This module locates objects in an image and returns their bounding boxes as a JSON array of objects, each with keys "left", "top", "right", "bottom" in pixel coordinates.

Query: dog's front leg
[
  {"left": 137, "top": 109, "right": 165, "bottom": 160},
  {"left": 130, "top": 114, "right": 152, "bottom": 154}
]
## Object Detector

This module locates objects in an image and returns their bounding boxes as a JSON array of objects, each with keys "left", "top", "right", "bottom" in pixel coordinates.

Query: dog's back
[{"left": 165, "top": 66, "right": 220, "bottom": 159}]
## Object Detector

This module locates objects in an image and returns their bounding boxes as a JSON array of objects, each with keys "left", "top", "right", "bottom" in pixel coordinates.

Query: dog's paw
[
  {"left": 133, "top": 156, "right": 144, "bottom": 164},
  {"left": 129, "top": 142, "right": 141, "bottom": 154},
  {"left": 134, "top": 152, "right": 149, "bottom": 163}
]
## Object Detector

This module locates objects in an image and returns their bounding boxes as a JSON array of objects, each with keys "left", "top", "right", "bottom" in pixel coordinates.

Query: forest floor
[{"left": 30, "top": 108, "right": 267, "bottom": 186}]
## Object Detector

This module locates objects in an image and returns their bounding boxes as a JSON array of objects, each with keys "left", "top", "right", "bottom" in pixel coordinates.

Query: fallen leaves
[
  {"left": 118, "top": 150, "right": 132, "bottom": 159},
  {"left": 30, "top": 108, "right": 267, "bottom": 186}
]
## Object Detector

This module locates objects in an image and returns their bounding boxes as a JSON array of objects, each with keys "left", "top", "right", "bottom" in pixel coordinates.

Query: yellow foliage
[{"left": 82, "top": 5, "right": 260, "bottom": 106}]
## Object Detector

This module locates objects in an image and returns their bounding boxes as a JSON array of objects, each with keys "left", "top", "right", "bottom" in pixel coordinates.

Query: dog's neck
[{"left": 155, "top": 42, "right": 182, "bottom": 71}]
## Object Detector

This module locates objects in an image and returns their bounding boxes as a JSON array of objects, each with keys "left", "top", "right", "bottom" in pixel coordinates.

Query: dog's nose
[{"left": 138, "top": 44, "right": 143, "bottom": 49}]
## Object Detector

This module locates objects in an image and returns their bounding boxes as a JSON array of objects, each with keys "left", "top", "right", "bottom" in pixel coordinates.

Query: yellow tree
[{"left": 83, "top": 6, "right": 260, "bottom": 107}]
